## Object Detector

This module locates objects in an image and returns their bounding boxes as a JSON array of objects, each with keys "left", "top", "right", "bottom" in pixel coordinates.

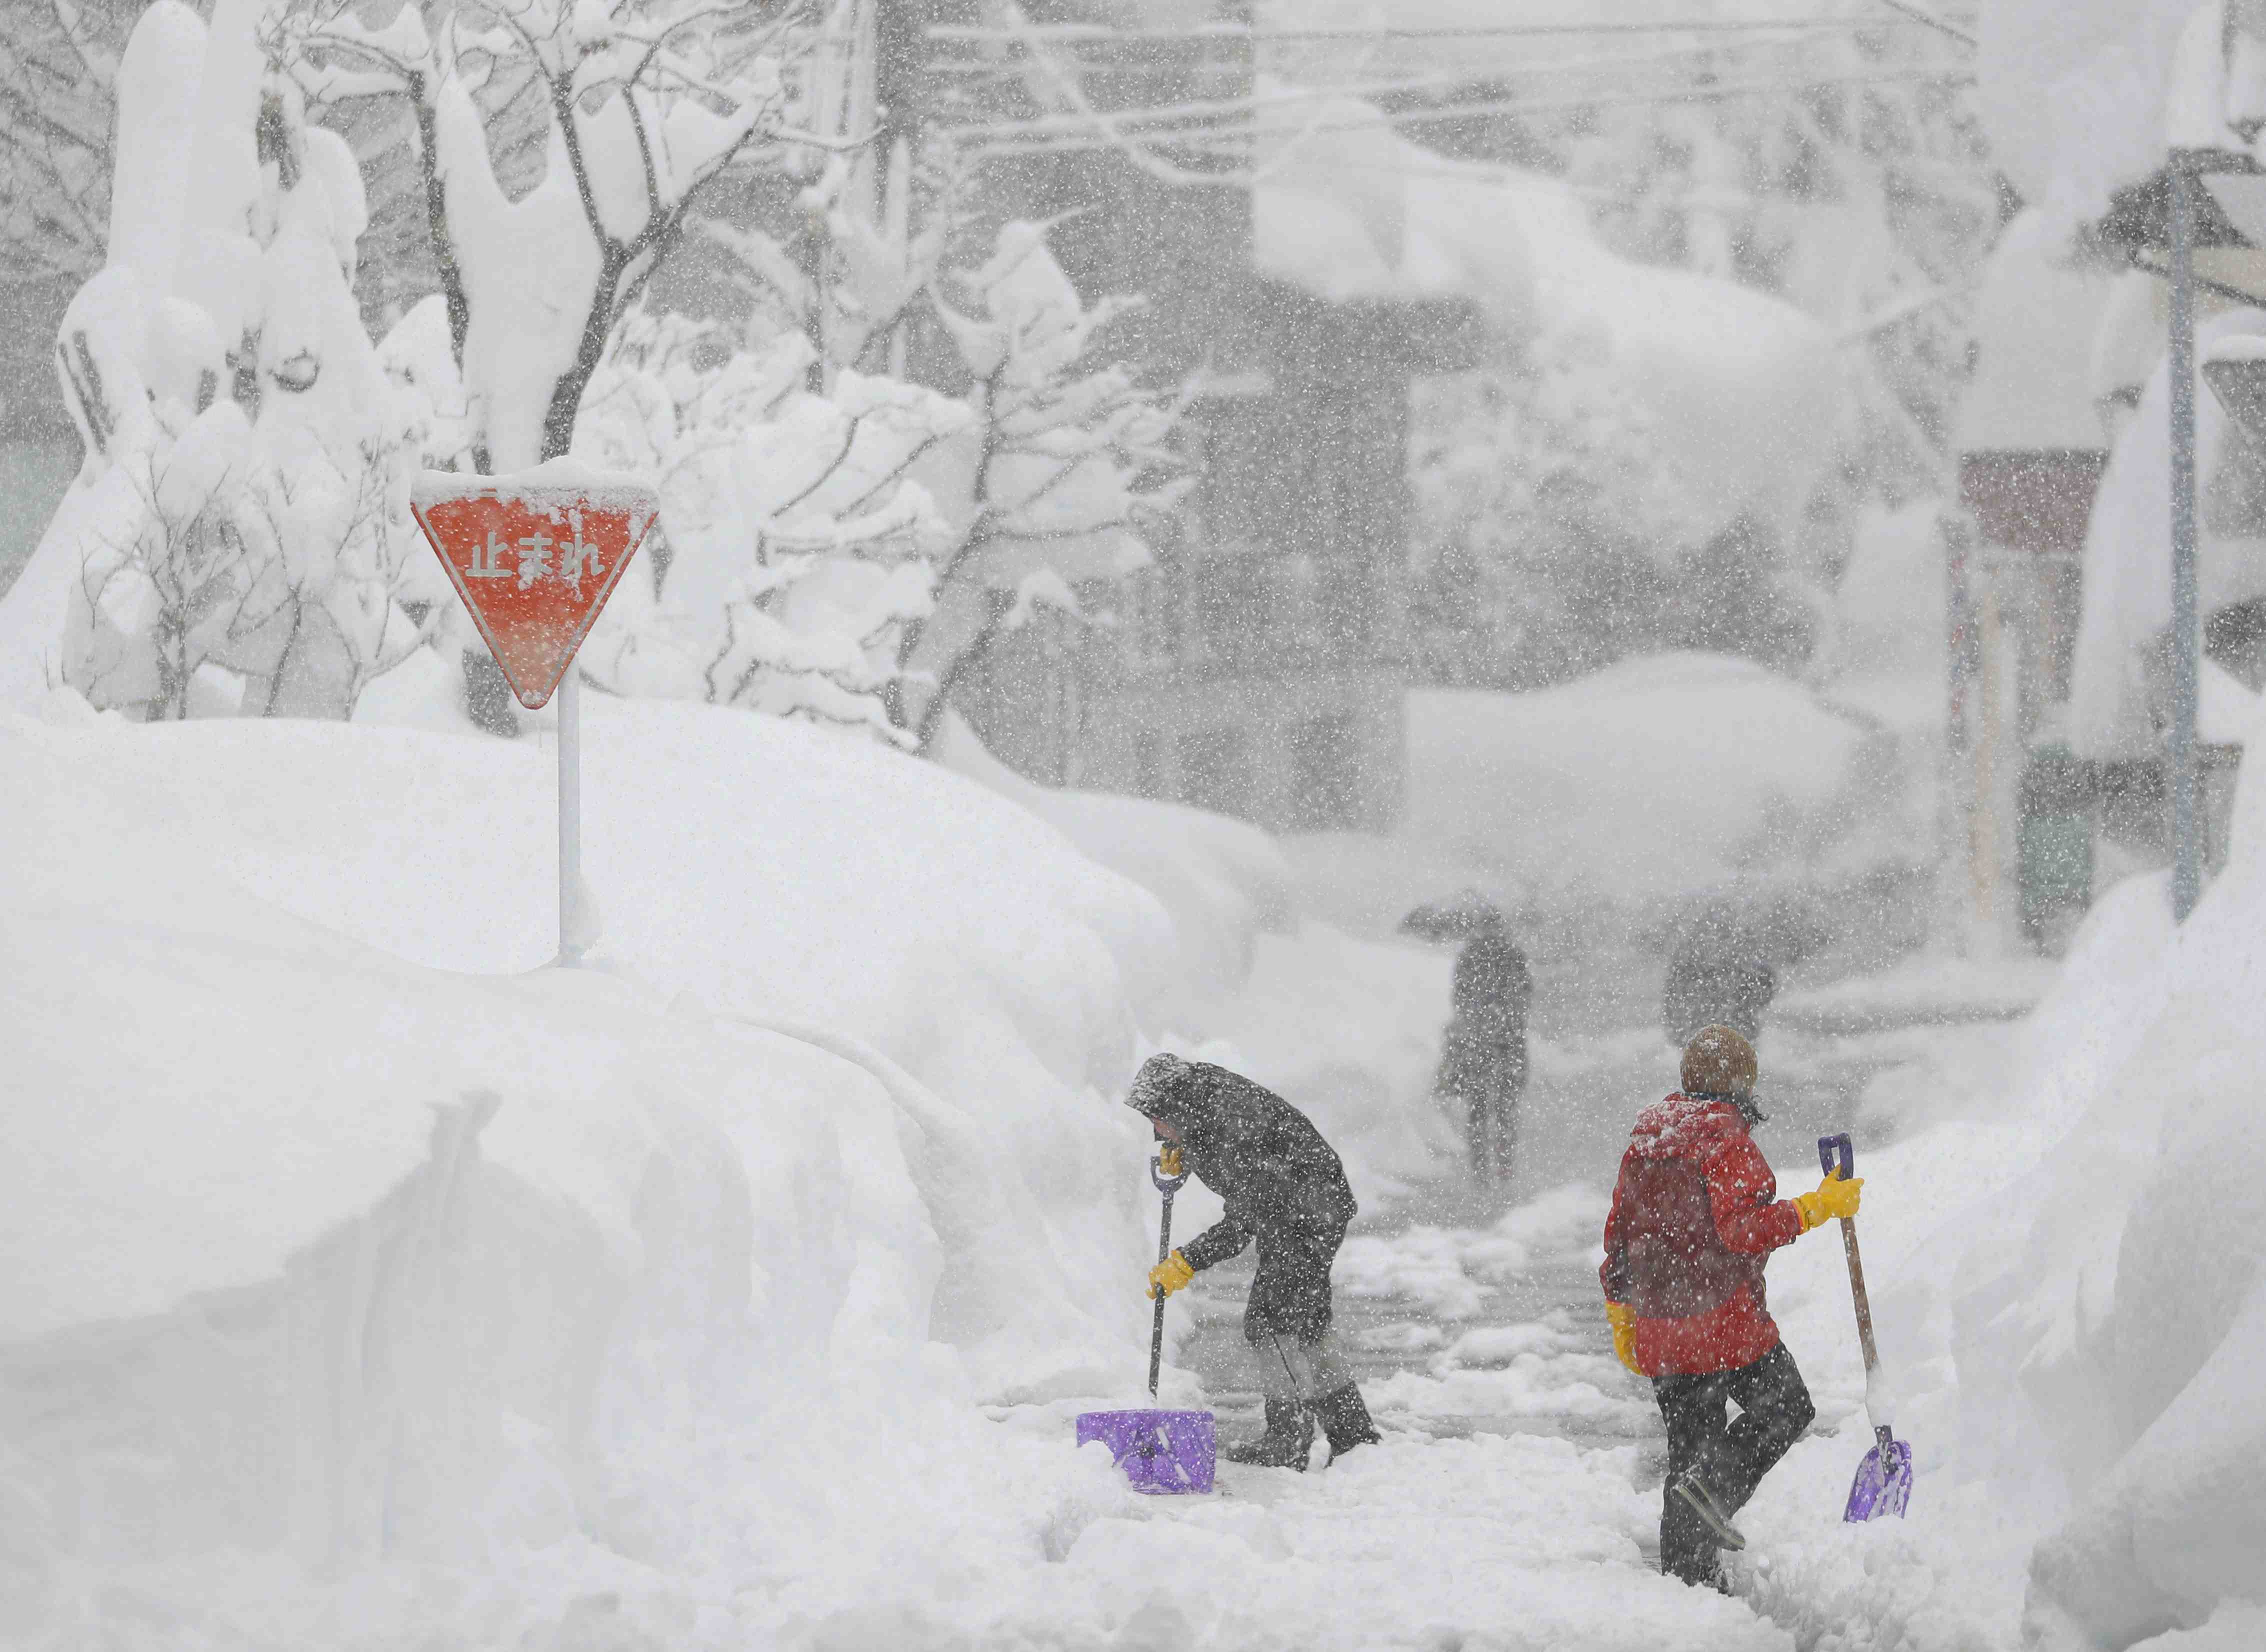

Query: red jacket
[{"left": 1600, "top": 1092, "right": 1805, "bottom": 1376}]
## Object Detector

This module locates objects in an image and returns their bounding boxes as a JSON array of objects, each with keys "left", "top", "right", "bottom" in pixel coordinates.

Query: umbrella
[{"left": 1398, "top": 888, "right": 1506, "bottom": 943}]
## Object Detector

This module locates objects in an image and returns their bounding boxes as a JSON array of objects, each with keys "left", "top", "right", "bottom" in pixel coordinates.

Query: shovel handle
[
  {"left": 1817, "top": 1134, "right": 1880, "bottom": 1377},
  {"left": 1146, "top": 1158, "right": 1178, "bottom": 1398}
]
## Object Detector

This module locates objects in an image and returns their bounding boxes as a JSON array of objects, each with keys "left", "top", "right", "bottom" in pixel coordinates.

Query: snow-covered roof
[
  {"left": 1250, "top": 89, "right": 1843, "bottom": 536},
  {"left": 1980, "top": 1, "right": 2266, "bottom": 232},
  {"left": 1976, "top": 0, "right": 2196, "bottom": 223},
  {"left": 2068, "top": 304, "right": 2266, "bottom": 758},
  {"left": 2091, "top": 269, "right": 2166, "bottom": 404},
  {"left": 1249, "top": 88, "right": 1533, "bottom": 322},
  {"left": 1956, "top": 210, "right": 2118, "bottom": 454}
]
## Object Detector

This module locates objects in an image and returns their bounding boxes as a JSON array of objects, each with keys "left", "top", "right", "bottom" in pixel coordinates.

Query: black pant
[
  {"left": 1244, "top": 1218, "right": 1346, "bottom": 1344},
  {"left": 1653, "top": 1342, "right": 1815, "bottom": 1585}
]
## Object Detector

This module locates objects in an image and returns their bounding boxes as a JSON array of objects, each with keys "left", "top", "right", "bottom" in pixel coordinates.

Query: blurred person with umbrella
[{"left": 1402, "top": 890, "right": 1531, "bottom": 1182}]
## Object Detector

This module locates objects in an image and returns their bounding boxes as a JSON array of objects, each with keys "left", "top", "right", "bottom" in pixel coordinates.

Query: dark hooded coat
[{"left": 1140, "top": 1062, "right": 1358, "bottom": 1342}]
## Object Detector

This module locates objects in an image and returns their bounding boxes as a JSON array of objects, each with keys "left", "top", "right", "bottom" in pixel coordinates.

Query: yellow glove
[
  {"left": 1604, "top": 1301, "right": 1642, "bottom": 1376},
  {"left": 1158, "top": 1144, "right": 1184, "bottom": 1178},
  {"left": 1796, "top": 1170, "right": 1864, "bottom": 1231},
  {"left": 1148, "top": 1250, "right": 1194, "bottom": 1300}
]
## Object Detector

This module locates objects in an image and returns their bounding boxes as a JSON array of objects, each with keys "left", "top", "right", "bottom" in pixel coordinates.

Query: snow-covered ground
[
  {"left": 10, "top": 656, "right": 2266, "bottom": 1649},
  {"left": 0, "top": 690, "right": 1201, "bottom": 1648}
]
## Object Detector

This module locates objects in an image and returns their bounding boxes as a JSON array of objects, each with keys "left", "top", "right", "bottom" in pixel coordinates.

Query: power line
[
  {"left": 950, "top": 68, "right": 1978, "bottom": 162},
  {"left": 924, "top": 18, "right": 1951, "bottom": 47},
  {"left": 932, "top": 44, "right": 1864, "bottom": 146},
  {"left": 932, "top": 36, "right": 1864, "bottom": 102},
  {"left": 1868, "top": 0, "right": 1976, "bottom": 49}
]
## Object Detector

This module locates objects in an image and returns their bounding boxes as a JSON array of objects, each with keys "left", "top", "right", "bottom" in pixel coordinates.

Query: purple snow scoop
[
  {"left": 1819, "top": 1134, "right": 1914, "bottom": 1522},
  {"left": 1076, "top": 1408, "right": 1216, "bottom": 1494},
  {"left": 1074, "top": 1153, "right": 1216, "bottom": 1495}
]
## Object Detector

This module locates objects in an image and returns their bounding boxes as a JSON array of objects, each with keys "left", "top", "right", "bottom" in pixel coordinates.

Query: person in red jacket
[{"left": 1600, "top": 1024, "right": 1862, "bottom": 1586}]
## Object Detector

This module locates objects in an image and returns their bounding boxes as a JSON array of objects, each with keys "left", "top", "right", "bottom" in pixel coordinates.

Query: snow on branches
[
  {"left": 39, "top": 0, "right": 426, "bottom": 721},
  {"left": 0, "top": 0, "right": 130, "bottom": 294},
  {"left": 903, "top": 216, "right": 1190, "bottom": 746},
  {"left": 566, "top": 200, "right": 1186, "bottom": 747},
  {"left": 24, "top": 0, "right": 1178, "bottom": 743},
  {"left": 570, "top": 310, "right": 963, "bottom": 741},
  {"left": 280, "top": 0, "right": 802, "bottom": 470}
]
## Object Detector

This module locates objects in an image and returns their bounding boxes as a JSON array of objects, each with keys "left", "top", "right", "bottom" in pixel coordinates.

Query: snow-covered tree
[
  {"left": 282, "top": 0, "right": 802, "bottom": 472},
  {"left": 38, "top": 0, "right": 429, "bottom": 722},
  {"left": 892, "top": 216, "right": 1188, "bottom": 748},
  {"left": 570, "top": 155, "right": 1187, "bottom": 747},
  {"left": 0, "top": 0, "right": 136, "bottom": 295},
  {"left": 570, "top": 308, "right": 963, "bottom": 740},
  {"left": 1562, "top": 25, "right": 1993, "bottom": 540},
  {"left": 1396, "top": 21, "right": 1991, "bottom": 688},
  {"left": 1411, "top": 334, "right": 1696, "bottom": 690}
]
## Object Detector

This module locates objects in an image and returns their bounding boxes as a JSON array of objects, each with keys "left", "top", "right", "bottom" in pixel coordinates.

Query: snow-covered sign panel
[{"left": 410, "top": 467, "right": 656, "bottom": 708}]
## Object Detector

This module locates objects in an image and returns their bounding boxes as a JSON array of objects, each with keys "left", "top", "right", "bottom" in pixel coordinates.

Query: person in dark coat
[
  {"left": 1435, "top": 916, "right": 1532, "bottom": 1178},
  {"left": 1599, "top": 1026, "right": 1860, "bottom": 1588},
  {"left": 1662, "top": 934, "right": 1776, "bottom": 1046},
  {"left": 1127, "top": 1053, "right": 1380, "bottom": 1469}
]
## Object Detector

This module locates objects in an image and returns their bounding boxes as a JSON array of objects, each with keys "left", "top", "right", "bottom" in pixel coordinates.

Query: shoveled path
[{"left": 1182, "top": 944, "right": 1948, "bottom": 1498}]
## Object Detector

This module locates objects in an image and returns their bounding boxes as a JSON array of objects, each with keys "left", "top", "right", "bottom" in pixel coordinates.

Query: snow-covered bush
[
  {"left": 570, "top": 188, "right": 1186, "bottom": 744},
  {"left": 1410, "top": 336, "right": 1699, "bottom": 690},
  {"left": 40, "top": 1, "right": 426, "bottom": 721},
  {"left": 272, "top": 7, "right": 1178, "bottom": 746},
  {"left": 1411, "top": 338, "right": 1830, "bottom": 687},
  {"left": 570, "top": 310, "right": 962, "bottom": 739},
  {"left": 283, "top": 0, "right": 796, "bottom": 472},
  {"left": 898, "top": 216, "right": 1189, "bottom": 747}
]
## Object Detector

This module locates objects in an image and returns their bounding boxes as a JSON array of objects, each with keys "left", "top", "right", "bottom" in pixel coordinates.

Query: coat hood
[
  {"left": 1126, "top": 1052, "right": 1206, "bottom": 1128},
  {"left": 1626, "top": 1092, "right": 1750, "bottom": 1160}
]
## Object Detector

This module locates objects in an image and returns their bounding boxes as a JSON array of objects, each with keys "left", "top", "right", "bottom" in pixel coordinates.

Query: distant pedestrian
[
  {"left": 1662, "top": 932, "right": 1775, "bottom": 1046},
  {"left": 1599, "top": 1026, "right": 1862, "bottom": 1588},
  {"left": 1434, "top": 912, "right": 1532, "bottom": 1180},
  {"left": 1128, "top": 1054, "right": 1381, "bottom": 1470},
  {"left": 2016, "top": 742, "right": 2093, "bottom": 954}
]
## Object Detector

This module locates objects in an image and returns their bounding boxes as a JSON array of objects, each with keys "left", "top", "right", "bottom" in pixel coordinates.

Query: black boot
[
  {"left": 1222, "top": 1398, "right": 1314, "bottom": 1469},
  {"left": 1314, "top": 1383, "right": 1381, "bottom": 1462},
  {"left": 1670, "top": 1472, "right": 1747, "bottom": 1551}
]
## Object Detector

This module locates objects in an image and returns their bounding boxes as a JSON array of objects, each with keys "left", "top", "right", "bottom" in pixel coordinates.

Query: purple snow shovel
[
  {"left": 1074, "top": 1153, "right": 1216, "bottom": 1494},
  {"left": 1819, "top": 1134, "right": 1913, "bottom": 1521}
]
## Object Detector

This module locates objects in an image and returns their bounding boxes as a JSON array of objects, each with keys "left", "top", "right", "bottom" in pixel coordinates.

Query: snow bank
[
  {"left": 1773, "top": 952, "right": 2057, "bottom": 1036},
  {"left": 1402, "top": 652, "right": 1880, "bottom": 908},
  {"left": 1721, "top": 708, "right": 2266, "bottom": 1646},
  {"left": 932, "top": 708, "right": 1293, "bottom": 1035},
  {"left": 1196, "top": 924, "right": 1462, "bottom": 1193},
  {"left": 0, "top": 696, "right": 1198, "bottom": 1644}
]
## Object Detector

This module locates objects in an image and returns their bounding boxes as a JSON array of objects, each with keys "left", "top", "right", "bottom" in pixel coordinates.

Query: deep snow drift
[
  {"left": 0, "top": 692, "right": 1190, "bottom": 1644},
  {"left": 1289, "top": 650, "right": 1900, "bottom": 936},
  {"left": 0, "top": 690, "right": 1806, "bottom": 1652},
  {"left": 1708, "top": 836, "right": 2266, "bottom": 1648}
]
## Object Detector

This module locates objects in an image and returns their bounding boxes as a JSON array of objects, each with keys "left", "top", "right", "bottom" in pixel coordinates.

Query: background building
[{"left": 934, "top": 2, "right": 1482, "bottom": 832}]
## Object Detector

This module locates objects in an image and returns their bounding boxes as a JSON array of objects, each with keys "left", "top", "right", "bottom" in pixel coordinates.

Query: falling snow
[{"left": 2, "top": 3, "right": 2262, "bottom": 1650}]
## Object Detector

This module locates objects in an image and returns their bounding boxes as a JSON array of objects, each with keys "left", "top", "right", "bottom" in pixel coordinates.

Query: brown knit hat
[{"left": 1680, "top": 1024, "right": 1758, "bottom": 1099}]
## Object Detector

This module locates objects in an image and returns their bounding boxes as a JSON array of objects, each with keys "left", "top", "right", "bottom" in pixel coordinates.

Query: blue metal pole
[{"left": 2170, "top": 157, "right": 2202, "bottom": 922}]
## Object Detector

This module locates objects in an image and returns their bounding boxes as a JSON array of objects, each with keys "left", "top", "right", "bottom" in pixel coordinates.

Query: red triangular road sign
[{"left": 410, "top": 470, "right": 657, "bottom": 709}]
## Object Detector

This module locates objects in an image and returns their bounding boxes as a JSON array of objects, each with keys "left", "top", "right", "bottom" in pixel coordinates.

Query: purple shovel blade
[
  {"left": 1843, "top": 1430, "right": 1913, "bottom": 1522},
  {"left": 1076, "top": 1408, "right": 1216, "bottom": 1496}
]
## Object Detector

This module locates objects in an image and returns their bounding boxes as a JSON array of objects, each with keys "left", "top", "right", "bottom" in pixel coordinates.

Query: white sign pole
[{"left": 558, "top": 664, "right": 584, "bottom": 964}]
